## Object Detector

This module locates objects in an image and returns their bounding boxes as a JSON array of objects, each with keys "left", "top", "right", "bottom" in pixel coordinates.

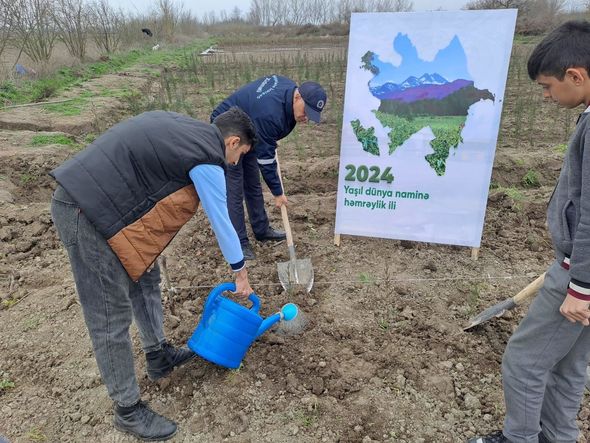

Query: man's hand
[
  {"left": 233, "top": 267, "right": 253, "bottom": 300},
  {"left": 274, "top": 194, "right": 288, "bottom": 208},
  {"left": 560, "top": 293, "right": 590, "bottom": 326}
]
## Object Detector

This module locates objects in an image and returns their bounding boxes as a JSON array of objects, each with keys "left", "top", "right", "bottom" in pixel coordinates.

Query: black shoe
[
  {"left": 255, "top": 226, "right": 286, "bottom": 242},
  {"left": 146, "top": 342, "right": 195, "bottom": 381},
  {"left": 114, "top": 400, "right": 177, "bottom": 441},
  {"left": 468, "top": 431, "right": 511, "bottom": 443},
  {"left": 242, "top": 244, "right": 256, "bottom": 261}
]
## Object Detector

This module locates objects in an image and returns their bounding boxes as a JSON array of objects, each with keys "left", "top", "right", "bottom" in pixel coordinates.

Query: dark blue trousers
[{"left": 225, "top": 150, "right": 269, "bottom": 246}]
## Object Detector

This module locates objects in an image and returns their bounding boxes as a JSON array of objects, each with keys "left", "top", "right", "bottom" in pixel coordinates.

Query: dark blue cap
[{"left": 299, "top": 81, "right": 327, "bottom": 123}]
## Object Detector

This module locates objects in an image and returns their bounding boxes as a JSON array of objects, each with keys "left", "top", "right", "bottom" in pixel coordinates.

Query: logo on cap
[{"left": 316, "top": 100, "right": 325, "bottom": 110}]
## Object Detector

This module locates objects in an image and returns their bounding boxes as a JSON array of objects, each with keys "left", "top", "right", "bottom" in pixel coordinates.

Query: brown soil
[{"left": 0, "top": 41, "right": 588, "bottom": 443}]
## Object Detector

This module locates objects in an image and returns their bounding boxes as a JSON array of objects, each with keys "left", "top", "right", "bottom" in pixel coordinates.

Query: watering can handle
[
  {"left": 203, "top": 282, "right": 236, "bottom": 321},
  {"left": 248, "top": 293, "right": 260, "bottom": 313},
  {"left": 203, "top": 283, "right": 260, "bottom": 319}
]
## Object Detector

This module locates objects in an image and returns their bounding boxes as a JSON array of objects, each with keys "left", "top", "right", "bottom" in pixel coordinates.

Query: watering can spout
[
  {"left": 255, "top": 303, "right": 299, "bottom": 338},
  {"left": 256, "top": 313, "right": 281, "bottom": 338}
]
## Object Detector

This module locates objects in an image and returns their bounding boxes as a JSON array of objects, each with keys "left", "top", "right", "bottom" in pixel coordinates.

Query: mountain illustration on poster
[{"left": 352, "top": 32, "right": 494, "bottom": 176}]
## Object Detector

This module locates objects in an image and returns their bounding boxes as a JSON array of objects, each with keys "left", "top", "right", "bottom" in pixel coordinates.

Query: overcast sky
[{"left": 117, "top": 0, "right": 587, "bottom": 18}]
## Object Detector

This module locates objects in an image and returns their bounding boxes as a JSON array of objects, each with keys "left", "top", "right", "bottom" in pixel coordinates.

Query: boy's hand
[
  {"left": 233, "top": 267, "right": 253, "bottom": 300},
  {"left": 560, "top": 294, "right": 590, "bottom": 326},
  {"left": 274, "top": 194, "right": 288, "bottom": 208}
]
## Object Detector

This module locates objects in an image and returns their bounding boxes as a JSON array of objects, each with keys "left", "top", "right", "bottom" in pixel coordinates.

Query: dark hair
[
  {"left": 528, "top": 20, "right": 590, "bottom": 80},
  {"left": 212, "top": 107, "right": 257, "bottom": 147}
]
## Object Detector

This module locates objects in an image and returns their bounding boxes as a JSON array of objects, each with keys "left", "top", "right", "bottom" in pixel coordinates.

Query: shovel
[
  {"left": 464, "top": 273, "right": 545, "bottom": 330},
  {"left": 276, "top": 157, "right": 314, "bottom": 293}
]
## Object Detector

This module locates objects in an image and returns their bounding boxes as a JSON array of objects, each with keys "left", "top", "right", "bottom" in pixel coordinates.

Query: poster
[{"left": 334, "top": 10, "right": 517, "bottom": 247}]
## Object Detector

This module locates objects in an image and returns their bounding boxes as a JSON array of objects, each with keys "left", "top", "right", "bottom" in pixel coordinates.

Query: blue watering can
[{"left": 187, "top": 282, "right": 298, "bottom": 369}]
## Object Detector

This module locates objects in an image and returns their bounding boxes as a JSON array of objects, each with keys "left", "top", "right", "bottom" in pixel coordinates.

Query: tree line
[{"left": 0, "top": 0, "right": 586, "bottom": 67}]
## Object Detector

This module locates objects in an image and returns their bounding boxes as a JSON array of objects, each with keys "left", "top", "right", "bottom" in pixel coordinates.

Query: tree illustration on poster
[{"left": 335, "top": 10, "right": 517, "bottom": 248}]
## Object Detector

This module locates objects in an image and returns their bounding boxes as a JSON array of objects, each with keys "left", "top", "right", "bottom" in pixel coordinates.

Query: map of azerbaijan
[{"left": 352, "top": 33, "right": 494, "bottom": 175}]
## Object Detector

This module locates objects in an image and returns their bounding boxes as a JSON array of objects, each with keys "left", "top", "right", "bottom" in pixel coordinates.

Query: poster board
[{"left": 334, "top": 10, "right": 517, "bottom": 247}]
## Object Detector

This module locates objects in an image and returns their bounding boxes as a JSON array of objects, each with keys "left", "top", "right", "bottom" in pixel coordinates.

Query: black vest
[{"left": 50, "top": 111, "right": 226, "bottom": 239}]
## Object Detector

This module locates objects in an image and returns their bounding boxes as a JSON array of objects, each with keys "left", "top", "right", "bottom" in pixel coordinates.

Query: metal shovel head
[
  {"left": 277, "top": 257, "right": 314, "bottom": 293},
  {"left": 463, "top": 297, "right": 517, "bottom": 331}
]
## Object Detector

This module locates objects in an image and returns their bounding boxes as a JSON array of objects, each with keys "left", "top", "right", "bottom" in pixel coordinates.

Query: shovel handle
[
  {"left": 276, "top": 156, "right": 295, "bottom": 249},
  {"left": 280, "top": 205, "right": 295, "bottom": 249},
  {"left": 513, "top": 272, "right": 546, "bottom": 305}
]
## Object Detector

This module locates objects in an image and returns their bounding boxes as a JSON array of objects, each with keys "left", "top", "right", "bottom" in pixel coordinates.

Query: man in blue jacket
[
  {"left": 50, "top": 107, "right": 256, "bottom": 441},
  {"left": 211, "top": 75, "right": 327, "bottom": 260}
]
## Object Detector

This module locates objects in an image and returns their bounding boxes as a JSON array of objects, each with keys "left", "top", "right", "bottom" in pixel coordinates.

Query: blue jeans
[
  {"left": 226, "top": 150, "right": 270, "bottom": 246},
  {"left": 51, "top": 185, "right": 166, "bottom": 406},
  {"left": 503, "top": 259, "right": 590, "bottom": 443}
]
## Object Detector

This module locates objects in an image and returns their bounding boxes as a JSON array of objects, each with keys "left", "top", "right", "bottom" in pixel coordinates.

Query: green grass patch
[
  {"left": 0, "top": 378, "right": 15, "bottom": 391},
  {"left": 30, "top": 134, "right": 75, "bottom": 147},
  {"left": 1, "top": 298, "right": 17, "bottom": 309},
  {"left": 503, "top": 187, "right": 525, "bottom": 201},
  {"left": 22, "top": 315, "right": 41, "bottom": 332},
  {"left": 553, "top": 143, "right": 568, "bottom": 153},
  {"left": 99, "top": 86, "right": 131, "bottom": 98},
  {"left": 42, "top": 98, "right": 87, "bottom": 116},
  {"left": 513, "top": 34, "right": 542, "bottom": 44},
  {"left": 358, "top": 272, "right": 376, "bottom": 284},
  {"left": 26, "top": 428, "right": 47, "bottom": 442},
  {"left": 20, "top": 173, "right": 37, "bottom": 184},
  {"left": 495, "top": 185, "right": 526, "bottom": 211},
  {"left": 0, "top": 39, "right": 212, "bottom": 107},
  {"left": 522, "top": 169, "right": 540, "bottom": 188}
]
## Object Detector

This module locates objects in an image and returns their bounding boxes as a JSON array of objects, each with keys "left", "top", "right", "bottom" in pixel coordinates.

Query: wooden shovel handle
[
  {"left": 276, "top": 156, "right": 294, "bottom": 248},
  {"left": 513, "top": 272, "right": 546, "bottom": 305}
]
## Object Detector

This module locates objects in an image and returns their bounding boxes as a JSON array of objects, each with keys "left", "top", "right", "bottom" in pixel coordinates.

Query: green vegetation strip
[
  {"left": 42, "top": 98, "right": 87, "bottom": 116},
  {"left": 30, "top": 134, "right": 75, "bottom": 147},
  {"left": 0, "top": 39, "right": 212, "bottom": 106}
]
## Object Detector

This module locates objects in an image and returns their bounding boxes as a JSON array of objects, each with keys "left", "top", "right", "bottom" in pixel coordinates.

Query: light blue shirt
[{"left": 189, "top": 164, "right": 244, "bottom": 271}]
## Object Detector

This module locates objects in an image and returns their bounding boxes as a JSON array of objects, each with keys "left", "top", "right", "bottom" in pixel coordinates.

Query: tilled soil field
[{"left": 0, "top": 40, "right": 589, "bottom": 443}]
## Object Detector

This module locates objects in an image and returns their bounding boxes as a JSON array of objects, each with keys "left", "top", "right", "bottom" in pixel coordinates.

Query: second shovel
[
  {"left": 276, "top": 158, "right": 314, "bottom": 293},
  {"left": 464, "top": 273, "right": 545, "bottom": 330}
]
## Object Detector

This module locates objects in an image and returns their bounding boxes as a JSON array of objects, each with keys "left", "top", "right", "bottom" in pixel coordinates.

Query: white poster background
[{"left": 335, "top": 10, "right": 517, "bottom": 247}]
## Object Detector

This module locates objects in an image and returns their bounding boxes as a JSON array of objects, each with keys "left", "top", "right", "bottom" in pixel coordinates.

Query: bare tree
[
  {"left": 465, "top": 0, "right": 522, "bottom": 7},
  {"left": 247, "top": 0, "right": 412, "bottom": 26},
  {"left": 519, "top": 0, "right": 566, "bottom": 33},
  {"left": 89, "top": 0, "right": 125, "bottom": 54},
  {"left": 269, "top": 0, "right": 288, "bottom": 25},
  {"left": 51, "top": 0, "right": 90, "bottom": 61},
  {"left": 156, "top": 0, "right": 183, "bottom": 41},
  {"left": 202, "top": 11, "right": 217, "bottom": 26},
  {"left": 8, "top": 0, "right": 57, "bottom": 63},
  {"left": 287, "top": 0, "right": 305, "bottom": 25},
  {"left": 392, "top": 0, "right": 413, "bottom": 11},
  {"left": 230, "top": 6, "right": 243, "bottom": 22},
  {"left": 466, "top": 0, "right": 565, "bottom": 33},
  {"left": 250, "top": 0, "right": 275, "bottom": 25},
  {"left": 0, "top": 0, "right": 14, "bottom": 60}
]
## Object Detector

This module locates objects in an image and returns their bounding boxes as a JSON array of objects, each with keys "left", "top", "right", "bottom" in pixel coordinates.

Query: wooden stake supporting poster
[{"left": 334, "top": 10, "right": 517, "bottom": 248}]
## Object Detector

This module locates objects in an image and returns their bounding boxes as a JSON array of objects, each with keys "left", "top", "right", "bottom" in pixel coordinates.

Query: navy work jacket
[{"left": 211, "top": 75, "right": 297, "bottom": 196}]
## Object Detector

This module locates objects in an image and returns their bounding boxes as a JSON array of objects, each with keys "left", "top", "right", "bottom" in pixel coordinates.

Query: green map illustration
[{"left": 351, "top": 33, "right": 494, "bottom": 175}]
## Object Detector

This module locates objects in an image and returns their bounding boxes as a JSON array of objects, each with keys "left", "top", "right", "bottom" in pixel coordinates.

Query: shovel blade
[
  {"left": 277, "top": 258, "right": 314, "bottom": 293},
  {"left": 463, "top": 298, "right": 517, "bottom": 331}
]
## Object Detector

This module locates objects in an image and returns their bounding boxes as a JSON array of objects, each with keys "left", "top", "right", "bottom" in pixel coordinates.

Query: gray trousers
[
  {"left": 51, "top": 185, "right": 166, "bottom": 407},
  {"left": 503, "top": 259, "right": 590, "bottom": 443}
]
